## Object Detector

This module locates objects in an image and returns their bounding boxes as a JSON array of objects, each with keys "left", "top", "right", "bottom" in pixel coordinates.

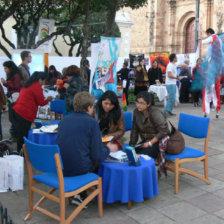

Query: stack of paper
[
  {"left": 40, "top": 125, "right": 58, "bottom": 133},
  {"left": 109, "top": 151, "right": 127, "bottom": 160}
]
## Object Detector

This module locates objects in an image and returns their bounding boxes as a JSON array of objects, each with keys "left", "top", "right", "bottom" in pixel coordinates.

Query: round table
[
  {"left": 148, "top": 84, "right": 179, "bottom": 105},
  {"left": 98, "top": 157, "right": 158, "bottom": 206},
  {"left": 28, "top": 129, "right": 58, "bottom": 145}
]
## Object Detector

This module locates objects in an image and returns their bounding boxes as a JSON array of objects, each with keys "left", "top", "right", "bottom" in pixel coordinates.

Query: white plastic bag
[
  {"left": 4, "top": 155, "right": 24, "bottom": 191},
  {"left": 0, "top": 158, "right": 9, "bottom": 192}
]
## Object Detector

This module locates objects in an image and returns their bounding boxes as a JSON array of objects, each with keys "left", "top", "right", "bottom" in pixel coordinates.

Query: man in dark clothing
[
  {"left": 148, "top": 60, "right": 163, "bottom": 85},
  {"left": 179, "top": 60, "right": 192, "bottom": 103},
  {"left": 117, "top": 62, "right": 130, "bottom": 104},
  {"left": 56, "top": 92, "right": 117, "bottom": 177}
]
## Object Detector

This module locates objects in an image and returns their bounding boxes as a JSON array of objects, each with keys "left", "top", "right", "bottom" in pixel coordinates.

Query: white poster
[{"left": 37, "top": 18, "right": 55, "bottom": 53}]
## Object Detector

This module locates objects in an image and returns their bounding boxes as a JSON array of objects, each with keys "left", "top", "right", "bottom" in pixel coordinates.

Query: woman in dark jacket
[
  {"left": 63, "top": 65, "right": 88, "bottom": 112},
  {"left": 46, "top": 65, "right": 62, "bottom": 86},
  {"left": 95, "top": 90, "right": 125, "bottom": 150},
  {"left": 13, "top": 72, "right": 52, "bottom": 152},
  {"left": 129, "top": 91, "right": 170, "bottom": 159},
  {"left": 1, "top": 61, "right": 23, "bottom": 139},
  {"left": 134, "top": 59, "right": 149, "bottom": 95}
]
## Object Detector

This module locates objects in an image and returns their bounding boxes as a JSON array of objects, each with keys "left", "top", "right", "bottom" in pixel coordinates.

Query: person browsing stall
[
  {"left": 13, "top": 72, "right": 52, "bottom": 152},
  {"left": 95, "top": 90, "right": 125, "bottom": 151}
]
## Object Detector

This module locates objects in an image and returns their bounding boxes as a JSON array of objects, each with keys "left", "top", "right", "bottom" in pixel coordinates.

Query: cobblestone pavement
[{"left": 1, "top": 101, "right": 224, "bottom": 224}]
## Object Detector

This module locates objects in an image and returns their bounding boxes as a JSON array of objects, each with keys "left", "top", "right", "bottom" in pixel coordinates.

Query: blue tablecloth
[
  {"left": 28, "top": 129, "right": 58, "bottom": 145},
  {"left": 98, "top": 157, "right": 159, "bottom": 203}
]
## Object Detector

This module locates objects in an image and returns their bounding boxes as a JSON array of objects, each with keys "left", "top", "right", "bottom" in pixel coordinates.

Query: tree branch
[
  {"left": 0, "top": 25, "right": 16, "bottom": 49},
  {"left": 0, "top": 41, "right": 12, "bottom": 59},
  {"left": 52, "top": 36, "right": 63, "bottom": 56}
]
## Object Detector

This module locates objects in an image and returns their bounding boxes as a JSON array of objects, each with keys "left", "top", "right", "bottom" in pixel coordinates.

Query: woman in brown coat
[
  {"left": 95, "top": 90, "right": 125, "bottom": 150},
  {"left": 134, "top": 59, "right": 149, "bottom": 95},
  {"left": 129, "top": 91, "right": 170, "bottom": 159},
  {"left": 0, "top": 83, "right": 6, "bottom": 140}
]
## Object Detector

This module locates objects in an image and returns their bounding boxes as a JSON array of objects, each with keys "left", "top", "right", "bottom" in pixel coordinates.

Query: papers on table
[
  {"left": 40, "top": 125, "right": 58, "bottom": 133},
  {"left": 43, "top": 88, "right": 58, "bottom": 99},
  {"left": 33, "top": 129, "right": 42, "bottom": 134},
  {"left": 105, "top": 151, "right": 128, "bottom": 163}
]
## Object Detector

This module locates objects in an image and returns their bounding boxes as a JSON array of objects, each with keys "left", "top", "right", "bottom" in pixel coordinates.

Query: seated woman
[
  {"left": 129, "top": 91, "right": 170, "bottom": 159},
  {"left": 95, "top": 90, "right": 125, "bottom": 150},
  {"left": 13, "top": 72, "right": 53, "bottom": 152}
]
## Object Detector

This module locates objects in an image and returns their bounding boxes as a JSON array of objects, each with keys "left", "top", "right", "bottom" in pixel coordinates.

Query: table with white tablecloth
[{"left": 148, "top": 85, "right": 179, "bottom": 105}]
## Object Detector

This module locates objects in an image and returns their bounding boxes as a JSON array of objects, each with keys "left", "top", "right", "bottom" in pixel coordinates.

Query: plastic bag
[
  {"left": 4, "top": 155, "right": 24, "bottom": 191},
  {"left": 0, "top": 158, "right": 9, "bottom": 192}
]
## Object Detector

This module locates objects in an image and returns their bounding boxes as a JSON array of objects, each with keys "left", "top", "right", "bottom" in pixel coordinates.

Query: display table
[
  {"left": 148, "top": 84, "right": 179, "bottom": 105},
  {"left": 98, "top": 157, "right": 158, "bottom": 208},
  {"left": 28, "top": 129, "right": 57, "bottom": 145}
]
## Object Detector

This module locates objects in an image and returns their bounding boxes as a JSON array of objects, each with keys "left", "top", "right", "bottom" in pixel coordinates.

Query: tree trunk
[
  {"left": 80, "top": 0, "right": 90, "bottom": 86},
  {"left": 105, "top": 0, "right": 118, "bottom": 37}
]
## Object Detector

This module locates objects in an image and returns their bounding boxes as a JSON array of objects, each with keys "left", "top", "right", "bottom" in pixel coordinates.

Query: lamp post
[{"left": 194, "top": 0, "right": 200, "bottom": 51}]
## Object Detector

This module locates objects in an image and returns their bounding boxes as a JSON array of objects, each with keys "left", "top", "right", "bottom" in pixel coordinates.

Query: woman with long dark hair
[
  {"left": 95, "top": 90, "right": 125, "bottom": 150},
  {"left": 1, "top": 61, "right": 23, "bottom": 139},
  {"left": 13, "top": 71, "right": 53, "bottom": 152},
  {"left": 46, "top": 65, "right": 62, "bottom": 86},
  {"left": 129, "top": 91, "right": 170, "bottom": 158}
]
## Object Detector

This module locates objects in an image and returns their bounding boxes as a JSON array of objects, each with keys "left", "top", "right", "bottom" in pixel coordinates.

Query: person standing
[
  {"left": 134, "top": 59, "right": 149, "bottom": 96},
  {"left": 200, "top": 28, "right": 222, "bottom": 118},
  {"left": 18, "top": 50, "right": 32, "bottom": 83},
  {"left": 13, "top": 72, "right": 52, "bottom": 152},
  {"left": 179, "top": 59, "right": 192, "bottom": 103},
  {"left": 1, "top": 61, "right": 23, "bottom": 140},
  {"left": 191, "top": 58, "right": 204, "bottom": 107},
  {"left": 164, "top": 54, "right": 182, "bottom": 117},
  {"left": 148, "top": 60, "right": 163, "bottom": 85},
  {"left": 0, "top": 83, "right": 6, "bottom": 140},
  {"left": 117, "top": 62, "right": 130, "bottom": 105}
]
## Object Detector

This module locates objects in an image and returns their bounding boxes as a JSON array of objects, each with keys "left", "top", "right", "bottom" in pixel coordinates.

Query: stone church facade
[{"left": 120, "top": 0, "right": 224, "bottom": 55}]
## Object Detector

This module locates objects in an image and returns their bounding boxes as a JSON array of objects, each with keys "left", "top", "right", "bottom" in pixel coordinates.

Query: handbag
[{"left": 166, "top": 121, "right": 185, "bottom": 155}]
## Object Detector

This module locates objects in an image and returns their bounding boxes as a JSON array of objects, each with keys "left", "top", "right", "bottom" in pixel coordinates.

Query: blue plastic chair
[
  {"left": 166, "top": 113, "right": 211, "bottom": 194},
  {"left": 50, "top": 99, "right": 66, "bottom": 120},
  {"left": 23, "top": 138, "right": 103, "bottom": 223},
  {"left": 123, "top": 112, "right": 133, "bottom": 131}
]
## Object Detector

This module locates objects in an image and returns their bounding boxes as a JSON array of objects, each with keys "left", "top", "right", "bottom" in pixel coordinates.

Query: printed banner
[
  {"left": 129, "top": 54, "right": 144, "bottom": 68},
  {"left": 149, "top": 52, "right": 169, "bottom": 74},
  {"left": 92, "top": 37, "right": 121, "bottom": 99},
  {"left": 37, "top": 18, "right": 55, "bottom": 53}
]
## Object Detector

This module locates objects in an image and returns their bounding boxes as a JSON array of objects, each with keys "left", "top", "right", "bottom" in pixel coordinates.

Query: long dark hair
[
  {"left": 47, "top": 65, "right": 58, "bottom": 81},
  {"left": 24, "top": 71, "right": 46, "bottom": 88},
  {"left": 96, "top": 90, "right": 121, "bottom": 134},
  {"left": 3, "top": 61, "right": 22, "bottom": 81},
  {"left": 136, "top": 91, "right": 155, "bottom": 106}
]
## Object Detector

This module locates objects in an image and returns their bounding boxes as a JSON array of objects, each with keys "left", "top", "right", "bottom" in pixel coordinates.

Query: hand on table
[
  {"left": 47, "top": 96, "right": 53, "bottom": 101},
  {"left": 107, "top": 142, "right": 119, "bottom": 152}
]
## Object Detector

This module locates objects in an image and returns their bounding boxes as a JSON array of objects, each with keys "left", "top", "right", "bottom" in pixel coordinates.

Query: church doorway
[{"left": 185, "top": 18, "right": 195, "bottom": 53}]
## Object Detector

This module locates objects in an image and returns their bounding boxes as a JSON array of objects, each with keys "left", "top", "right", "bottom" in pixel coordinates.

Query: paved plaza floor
[{"left": 1, "top": 101, "right": 224, "bottom": 224}]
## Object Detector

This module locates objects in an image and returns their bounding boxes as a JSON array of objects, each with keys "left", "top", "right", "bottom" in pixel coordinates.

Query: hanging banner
[
  {"left": 149, "top": 52, "right": 169, "bottom": 74},
  {"left": 92, "top": 37, "right": 121, "bottom": 99},
  {"left": 37, "top": 18, "right": 55, "bottom": 53}
]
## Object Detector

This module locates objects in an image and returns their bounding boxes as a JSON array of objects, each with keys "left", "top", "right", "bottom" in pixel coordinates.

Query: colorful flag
[{"left": 122, "top": 92, "right": 128, "bottom": 111}]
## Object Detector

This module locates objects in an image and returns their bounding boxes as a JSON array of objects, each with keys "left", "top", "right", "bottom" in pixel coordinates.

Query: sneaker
[
  {"left": 216, "top": 114, "right": 219, "bottom": 119},
  {"left": 71, "top": 194, "right": 88, "bottom": 208},
  {"left": 169, "top": 112, "right": 176, "bottom": 116}
]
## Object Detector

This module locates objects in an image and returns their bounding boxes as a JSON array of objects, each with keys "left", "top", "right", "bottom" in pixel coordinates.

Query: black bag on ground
[
  {"left": 166, "top": 121, "right": 185, "bottom": 155},
  {"left": 0, "top": 140, "right": 14, "bottom": 157}
]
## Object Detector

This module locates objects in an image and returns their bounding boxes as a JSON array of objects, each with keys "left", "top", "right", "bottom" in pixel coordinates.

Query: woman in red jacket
[{"left": 13, "top": 71, "right": 52, "bottom": 152}]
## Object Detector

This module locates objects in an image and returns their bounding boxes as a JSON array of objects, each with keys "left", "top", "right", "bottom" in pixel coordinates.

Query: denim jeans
[{"left": 164, "top": 84, "right": 176, "bottom": 113}]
